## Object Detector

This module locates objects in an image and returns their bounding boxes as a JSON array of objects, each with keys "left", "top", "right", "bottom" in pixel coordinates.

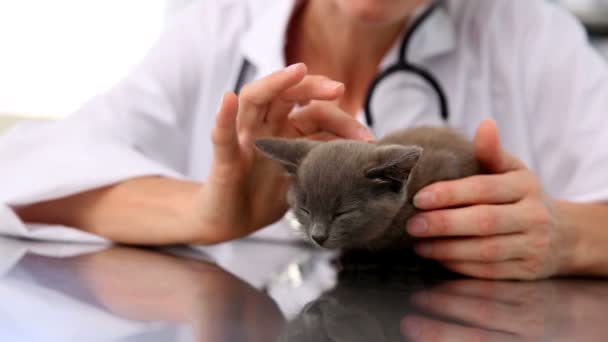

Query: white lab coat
[{"left": 1, "top": 0, "right": 607, "bottom": 242}]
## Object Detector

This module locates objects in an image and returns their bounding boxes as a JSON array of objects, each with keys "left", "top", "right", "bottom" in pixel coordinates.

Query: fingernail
[
  {"left": 320, "top": 79, "right": 343, "bottom": 92},
  {"left": 407, "top": 217, "right": 427, "bottom": 235},
  {"left": 414, "top": 191, "right": 435, "bottom": 208},
  {"left": 286, "top": 63, "right": 306, "bottom": 73},
  {"left": 415, "top": 243, "right": 432, "bottom": 256},
  {"left": 358, "top": 127, "right": 375, "bottom": 141},
  {"left": 401, "top": 317, "right": 421, "bottom": 338}
]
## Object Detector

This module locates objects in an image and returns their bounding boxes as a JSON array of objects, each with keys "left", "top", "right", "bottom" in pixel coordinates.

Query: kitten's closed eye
[
  {"left": 299, "top": 207, "right": 311, "bottom": 215},
  {"left": 333, "top": 209, "right": 355, "bottom": 221}
]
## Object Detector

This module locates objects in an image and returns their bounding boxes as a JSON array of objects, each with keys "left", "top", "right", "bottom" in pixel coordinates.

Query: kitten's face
[{"left": 256, "top": 139, "right": 421, "bottom": 249}]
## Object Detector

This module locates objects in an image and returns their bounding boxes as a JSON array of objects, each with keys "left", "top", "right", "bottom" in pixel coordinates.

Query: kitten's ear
[
  {"left": 365, "top": 145, "right": 422, "bottom": 190},
  {"left": 255, "top": 138, "right": 318, "bottom": 174}
]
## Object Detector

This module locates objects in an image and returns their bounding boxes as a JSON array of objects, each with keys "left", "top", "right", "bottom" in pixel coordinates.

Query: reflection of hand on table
[
  {"left": 401, "top": 279, "right": 608, "bottom": 341},
  {"left": 75, "top": 247, "right": 285, "bottom": 342}
]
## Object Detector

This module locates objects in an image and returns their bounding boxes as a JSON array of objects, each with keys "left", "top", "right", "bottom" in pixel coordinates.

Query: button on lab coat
[{"left": 1, "top": 0, "right": 608, "bottom": 242}]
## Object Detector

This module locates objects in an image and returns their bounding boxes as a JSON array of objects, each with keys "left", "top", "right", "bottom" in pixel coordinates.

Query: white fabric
[{"left": 1, "top": 0, "right": 607, "bottom": 242}]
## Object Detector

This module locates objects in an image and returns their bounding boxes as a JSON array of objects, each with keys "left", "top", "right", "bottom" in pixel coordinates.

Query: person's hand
[
  {"left": 406, "top": 119, "right": 573, "bottom": 280},
  {"left": 195, "top": 63, "right": 373, "bottom": 244}
]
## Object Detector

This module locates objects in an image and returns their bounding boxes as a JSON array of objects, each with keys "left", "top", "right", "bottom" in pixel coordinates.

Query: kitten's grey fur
[{"left": 255, "top": 126, "right": 483, "bottom": 251}]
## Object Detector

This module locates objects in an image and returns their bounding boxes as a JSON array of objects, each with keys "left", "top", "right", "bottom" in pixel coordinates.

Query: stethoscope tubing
[{"left": 364, "top": 0, "right": 449, "bottom": 127}]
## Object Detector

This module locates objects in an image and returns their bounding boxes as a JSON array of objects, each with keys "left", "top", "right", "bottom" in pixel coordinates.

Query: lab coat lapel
[{"left": 239, "top": 0, "right": 298, "bottom": 79}]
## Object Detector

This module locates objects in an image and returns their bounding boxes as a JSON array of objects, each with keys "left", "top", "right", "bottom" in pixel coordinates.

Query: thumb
[
  {"left": 211, "top": 92, "right": 240, "bottom": 164},
  {"left": 474, "top": 119, "right": 523, "bottom": 173}
]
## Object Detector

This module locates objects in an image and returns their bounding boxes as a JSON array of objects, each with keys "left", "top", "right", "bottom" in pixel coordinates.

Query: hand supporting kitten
[
  {"left": 256, "top": 125, "right": 483, "bottom": 250},
  {"left": 257, "top": 119, "right": 603, "bottom": 281}
]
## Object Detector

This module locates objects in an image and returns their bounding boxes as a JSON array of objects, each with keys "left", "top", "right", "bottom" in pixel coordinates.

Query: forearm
[
  {"left": 555, "top": 200, "right": 608, "bottom": 276},
  {"left": 14, "top": 177, "right": 205, "bottom": 245}
]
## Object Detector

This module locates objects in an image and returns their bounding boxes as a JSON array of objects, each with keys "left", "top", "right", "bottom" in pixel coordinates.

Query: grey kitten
[{"left": 255, "top": 126, "right": 483, "bottom": 251}]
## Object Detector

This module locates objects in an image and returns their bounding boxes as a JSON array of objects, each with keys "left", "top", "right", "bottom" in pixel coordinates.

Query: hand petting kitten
[{"left": 196, "top": 64, "right": 372, "bottom": 243}]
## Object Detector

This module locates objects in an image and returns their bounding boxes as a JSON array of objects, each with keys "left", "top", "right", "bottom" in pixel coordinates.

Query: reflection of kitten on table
[
  {"left": 256, "top": 126, "right": 483, "bottom": 251},
  {"left": 278, "top": 261, "right": 455, "bottom": 342}
]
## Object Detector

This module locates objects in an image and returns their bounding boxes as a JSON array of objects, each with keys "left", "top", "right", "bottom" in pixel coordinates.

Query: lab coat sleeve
[
  {"left": 0, "top": 3, "right": 210, "bottom": 236},
  {"left": 519, "top": 2, "right": 608, "bottom": 202}
]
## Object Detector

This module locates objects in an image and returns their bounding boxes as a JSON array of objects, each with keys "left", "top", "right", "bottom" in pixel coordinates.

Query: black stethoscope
[{"left": 234, "top": 0, "right": 449, "bottom": 128}]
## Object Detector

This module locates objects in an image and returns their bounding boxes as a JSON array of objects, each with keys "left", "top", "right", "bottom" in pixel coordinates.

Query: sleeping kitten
[{"left": 255, "top": 126, "right": 483, "bottom": 251}]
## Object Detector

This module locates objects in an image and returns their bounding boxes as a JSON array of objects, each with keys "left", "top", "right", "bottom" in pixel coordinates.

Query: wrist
[
  {"left": 553, "top": 200, "right": 582, "bottom": 275},
  {"left": 553, "top": 200, "right": 607, "bottom": 276},
  {"left": 190, "top": 179, "right": 255, "bottom": 245}
]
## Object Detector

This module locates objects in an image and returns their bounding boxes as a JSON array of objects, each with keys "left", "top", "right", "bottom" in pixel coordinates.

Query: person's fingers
[
  {"left": 265, "top": 98, "right": 296, "bottom": 132},
  {"left": 238, "top": 63, "right": 308, "bottom": 134},
  {"left": 413, "top": 171, "right": 536, "bottom": 210},
  {"left": 413, "top": 234, "right": 528, "bottom": 262},
  {"left": 441, "top": 260, "right": 544, "bottom": 280},
  {"left": 409, "top": 290, "right": 534, "bottom": 335},
  {"left": 264, "top": 76, "right": 345, "bottom": 128},
  {"left": 401, "top": 315, "right": 519, "bottom": 342},
  {"left": 211, "top": 92, "right": 240, "bottom": 165},
  {"left": 239, "top": 63, "right": 308, "bottom": 105},
  {"left": 406, "top": 203, "right": 526, "bottom": 238},
  {"left": 305, "top": 132, "right": 340, "bottom": 141},
  {"left": 280, "top": 75, "right": 345, "bottom": 102},
  {"left": 474, "top": 119, "right": 525, "bottom": 173},
  {"left": 288, "top": 102, "right": 374, "bottom": 140},
  {"left": 203, "top": 92, "right": 249, "bottom": 235}
]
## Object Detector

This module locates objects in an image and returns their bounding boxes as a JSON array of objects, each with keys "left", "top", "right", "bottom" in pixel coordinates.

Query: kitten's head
[{"left": 255, "top": 138, "right": 421, "bottom": 249}]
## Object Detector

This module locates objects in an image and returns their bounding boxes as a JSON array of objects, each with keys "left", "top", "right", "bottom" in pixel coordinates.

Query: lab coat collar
[
  {"left": 240, "top": 0, "right": 298, "bottom": 78},
  {"left": 240, "top": 0, "right": 456, "bottom": 78}
]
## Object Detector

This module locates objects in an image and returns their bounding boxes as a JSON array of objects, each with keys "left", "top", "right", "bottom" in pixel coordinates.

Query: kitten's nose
[{"left": 311, "top": 231, "right": 329, "bottom": 245}]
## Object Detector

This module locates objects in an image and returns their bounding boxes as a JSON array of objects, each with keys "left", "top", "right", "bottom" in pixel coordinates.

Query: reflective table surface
[
  {"left": 593, "top": 37, "right": 608, "bottom": 58},
  {"left": 1, "top": 236, "right": 608, "bottom": 342}
]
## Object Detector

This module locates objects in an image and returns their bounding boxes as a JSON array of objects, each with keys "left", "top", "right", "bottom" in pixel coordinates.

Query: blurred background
[
  {"left": 0, "top": 0, "right": 607, "bottom": 131},
  {"left": 0, "top": 0, "right": 195, "bottom": 131}
]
